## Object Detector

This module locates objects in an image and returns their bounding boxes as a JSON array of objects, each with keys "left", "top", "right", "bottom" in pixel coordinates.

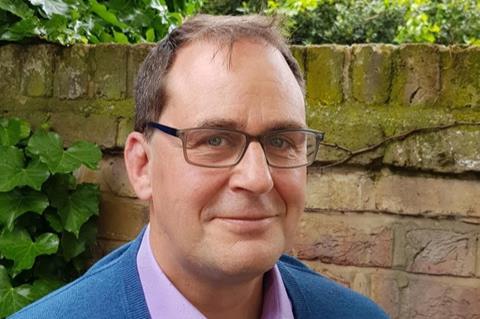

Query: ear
[{"left": 124, "top": 132, "right": 152, "bottom": 200}]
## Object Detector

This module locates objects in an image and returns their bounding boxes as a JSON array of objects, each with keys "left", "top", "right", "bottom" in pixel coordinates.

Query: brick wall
[{"left": 1, "top": 43, "right": 479, "bottom": 318}]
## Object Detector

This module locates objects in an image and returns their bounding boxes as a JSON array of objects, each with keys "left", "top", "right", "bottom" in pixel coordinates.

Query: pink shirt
[{"left": 137, "top": 225, "right": 295, "bottom": 318}]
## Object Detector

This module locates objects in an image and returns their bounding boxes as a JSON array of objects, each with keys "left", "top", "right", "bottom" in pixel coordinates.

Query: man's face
[{"left": 147, "top": 39, "right": 306, "bottom": 281}]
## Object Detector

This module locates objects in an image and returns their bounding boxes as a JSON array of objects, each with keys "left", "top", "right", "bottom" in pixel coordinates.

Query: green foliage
[
  {"left": 0, "top": 117, "right": 101, "bottom": 317},
  {"left": 201, "top": 0, "right": 480, "bottom": 45},
  {"left": 0, "top": 0, "right": 202, "bottom": 45}
]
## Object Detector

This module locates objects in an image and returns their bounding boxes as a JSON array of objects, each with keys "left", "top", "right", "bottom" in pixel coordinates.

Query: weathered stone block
[
  {"left": 306, "top": 45, "right": 345, "bottom": 106},
  {"left": 294, "top": 212, "right": 394, "bottom": 267},
  {"left": 100, "top": 155, "right": 135, "bottom": 197},
  {"left": 127, "top": 44, "right": 154, "bottom": 98},
  {"left": 306, "top": 167, "right": 375, "bottom": 211},
  {"left": 290, "top": 45, "right": 306, "bottom": 78},
  {"left": 98, "top": 194, "right": 148, "bottom": 241},
  {"left": 477, "top": 236, "right": 480, "bottom": 277},
  {"left": 116, "top": 117, "right": 134, "bottom": 147},
  {"left": 404, "top": 229, "right": 476, "bottom": 276},
  {"left": 76, "top": 155, "right": 136, "bottom": 198},
  {"left": 440, "top": 46, "right": 480, "bottom": 108},
  {"left": 54, "top": 45, "right": 90, "bottom": 99},
  {"left": 0, "top": 45, "right": 21, "bottom": 99},
  {"left": 374, "top": 169, "right": 480, "bottom": 218},
  {"left": 403, "top": 276, "right": 480, "bottom": 318},
  {"left": 351, "top": 45, "right": 394, "bottom": 105},
  {"left": 390, "top": 44, "right": 440, "bottom": 106},
  {"left": 48, "top": 112, "right": 118, "bottom": 148},
  {"left": 384, "top": 126, "right": 480, "bottom": 173},
  {"left": 93, "top": 44, "right": 128, "bottom": 99},
  {"left": 370, "top": 273, "right": 401, "bottom": 319},
  {"left": 21, "top": 45, "right": 57, "bottom": 97}
]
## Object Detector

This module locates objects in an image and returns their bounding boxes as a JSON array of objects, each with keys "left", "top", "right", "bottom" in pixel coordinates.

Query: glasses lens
[
  {"left": 263, "top": 131, "right": 318, "bottom": 168},
  {"left": 183, "top": 129, "right": 246, "bottom": 167}
]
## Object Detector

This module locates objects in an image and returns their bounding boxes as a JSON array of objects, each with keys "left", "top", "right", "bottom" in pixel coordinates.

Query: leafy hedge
[
  {"left": 0, "top": 118, "right": 101, "bottom": 317},
  {"left": 201, "top": 0, "right": 480, "bottom": 45},
  {"left": 2, "top": 0, "right": 479, "bottom": 45},
  {"left": 0, "top": 0, "right": 199, "bottom": 45}
]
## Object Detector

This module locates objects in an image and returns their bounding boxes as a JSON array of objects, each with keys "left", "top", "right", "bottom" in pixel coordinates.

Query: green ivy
[
  {"left": 0, "top": 0, "right": 202, "bottom": 45},
  {"left": 0, "top": 117, "right": 101, "bottom": 318}
]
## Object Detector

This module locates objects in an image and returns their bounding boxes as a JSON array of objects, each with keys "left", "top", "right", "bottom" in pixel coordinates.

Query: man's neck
[{"left": 149, "top": 231, "right": 265, "bottom": 319}]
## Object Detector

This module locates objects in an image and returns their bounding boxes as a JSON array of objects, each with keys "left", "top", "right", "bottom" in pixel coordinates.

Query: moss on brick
[
  {"left": 351, "top": 45, "right": 394, "bottom": 105},
  {"left": 290, "top": 45, "right": 306, "bottom": 77},
  {"left": 93, "top": 44, "right": 128, "bottom": 100},
  {"left": 54, "top": 45, "right": 91, "bottom": 99},
  {"left": 390, "top": 44, "right": 440, "bottom": 107},
  {"left": 439, "top": 46, "right": 480, "bottom": 109},
  {"left": 0, "top": 45, "right": 21, "bottom": 98},
  {"left": 306, "top": 45, "right": 345, "bottom": 106},
  {"left": 127, "top": 44, "right": 154, "bottom": 98},
  {"left": 21, "top": 44, "right": 57, "bottom": 97}
]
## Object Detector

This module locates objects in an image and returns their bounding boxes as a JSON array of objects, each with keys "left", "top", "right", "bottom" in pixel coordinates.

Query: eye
[
  {"left": 207, "top": 136, "right": 223, "bottom": 146},
  {"left": 269, "top": 136, "right": 286, "bottom": 148}
]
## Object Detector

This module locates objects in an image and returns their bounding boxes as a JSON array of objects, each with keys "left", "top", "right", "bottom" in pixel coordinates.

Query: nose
[{"left": 229, "top": 141, "right": 274, "bottom": 194}]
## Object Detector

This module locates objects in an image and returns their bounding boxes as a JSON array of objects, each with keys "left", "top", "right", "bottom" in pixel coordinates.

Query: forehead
[{"left": 161, "top": 39, "right": 305, "bottom": 131}]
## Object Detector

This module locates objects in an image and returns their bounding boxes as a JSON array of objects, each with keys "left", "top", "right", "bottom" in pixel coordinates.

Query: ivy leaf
[
  {"left": 0, "top": 17, "right": 40, "bottom": 41},
  {"left": 0, "top": 189, "right": 48, "bottom": 231},
  {"left": 0, "top": 266, "right": 34, "bottom": 318},
  {"left": 62, "top": 141, "right": 102, "bottom": 171},
  {"left": 0, "top": 266, "right": 62, "bottom": 317},
  {"left": 146, "top": 27, "right": 155, "bottom": 42},
  {"left": 0, "top": 0, "right": 34, "bottom": 18},
  {"left": 61, "top": 219, "right": 97, "bottom": 261},
  {"left": 27, "top": 130, "right": 101, "bottom": 173},
  {"left": 16, "top": 159, "right": 50, "bottom": 191},
  {"left": 0, "top": 145, "right": 24, "bottom": 192},
  {"left": 0, "top": 146, "right": 48, "bottom": 191},
  {"left": 29, "top": 278, "right": 63, "bottom": 300},
  {"left": 0, "top": 229, "right": 59, "bottom": 274},
  {"left": 26, "top": 129, "right": 63, "bottom": 169},
  {"left": 89, "top": 0, "right": 128, "bottom": 29},
  {"left": 0, "top": 118, "right": 31, "bottom": 147},
  {"left": 43, "top": 174, "right": 76, "bottom": 209},
  {"left": 45, "top": 210, "right": 63, "bottom": 232},
  {"left": 58, "top": 184, "right": 99, "bottom": 237},
  {"left": 28, "top": 0, "right": 69, "bottom": 18},
  {"left": 113, "top": 30, "right": 129, "bottom": 43}
]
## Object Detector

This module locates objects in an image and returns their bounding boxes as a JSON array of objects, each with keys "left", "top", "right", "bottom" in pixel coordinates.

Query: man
[{"left": 11, "top": 15, "right": 388, "bottom": 319}]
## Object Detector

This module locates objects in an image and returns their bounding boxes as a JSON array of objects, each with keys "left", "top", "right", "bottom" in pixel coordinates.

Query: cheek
[
  {"left": 151, "top": 159, "right": 229, "bottom": 214},
  {"left": 273, "top": 168, "right": 306, "bottom": 212}
]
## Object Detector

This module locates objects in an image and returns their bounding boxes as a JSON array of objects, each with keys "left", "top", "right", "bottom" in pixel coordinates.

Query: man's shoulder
[
  {"left": 278, "top": 255, "right": 389, "bottom": 319},
  {"left": 9, "top": 238, "right": 147, "bottom": 319}
]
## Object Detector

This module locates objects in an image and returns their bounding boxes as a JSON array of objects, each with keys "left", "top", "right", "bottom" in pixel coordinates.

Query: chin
[{"left": 210, "top": 239, "right": 285, "bottom": 281}]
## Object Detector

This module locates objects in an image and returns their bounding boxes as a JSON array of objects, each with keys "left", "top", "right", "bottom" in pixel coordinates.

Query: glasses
[{"left": 147, "top": 122, "right": 324, "bottom": 168}]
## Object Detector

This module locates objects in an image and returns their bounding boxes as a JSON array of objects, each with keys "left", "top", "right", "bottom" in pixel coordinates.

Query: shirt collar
[{"left": 137, "top": 225, "right": 294, "bottom": 319}]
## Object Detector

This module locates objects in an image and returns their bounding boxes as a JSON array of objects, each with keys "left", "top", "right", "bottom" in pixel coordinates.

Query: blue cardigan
[{"left": 10, "top": 231, "right": 388, "bottom": 319}]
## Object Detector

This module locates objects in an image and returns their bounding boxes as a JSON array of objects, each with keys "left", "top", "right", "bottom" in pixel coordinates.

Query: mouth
[{"left": 213, "top": 216, "right": 277, "bottom": 234}]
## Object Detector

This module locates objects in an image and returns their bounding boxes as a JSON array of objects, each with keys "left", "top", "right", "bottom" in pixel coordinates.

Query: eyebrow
[{"left": 194, "top": 118, "right": 306, "bottom": 132}]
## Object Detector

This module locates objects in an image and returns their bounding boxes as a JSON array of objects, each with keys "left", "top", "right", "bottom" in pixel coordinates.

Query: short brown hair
[{"left": 135, "top": 14, "right": 305, "bottom": 137}]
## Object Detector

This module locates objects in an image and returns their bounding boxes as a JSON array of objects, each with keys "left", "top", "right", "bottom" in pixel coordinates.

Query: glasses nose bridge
[{"left": 238, "top": 134, "right": 268, "bottom": 163}]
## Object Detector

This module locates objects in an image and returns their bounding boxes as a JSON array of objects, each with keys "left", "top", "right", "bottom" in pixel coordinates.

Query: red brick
[
  {"left": 404, "top": 229, "right": 476, "bottom": 277},
  {"left": 294, "top": 213, "right": 393, "bottom": 267},
  {"left": 404, "top": 276, "right": 480, "bottom": 318},
  {"left": 370, "top": 272, "right": 402, "bottom": 319}
]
